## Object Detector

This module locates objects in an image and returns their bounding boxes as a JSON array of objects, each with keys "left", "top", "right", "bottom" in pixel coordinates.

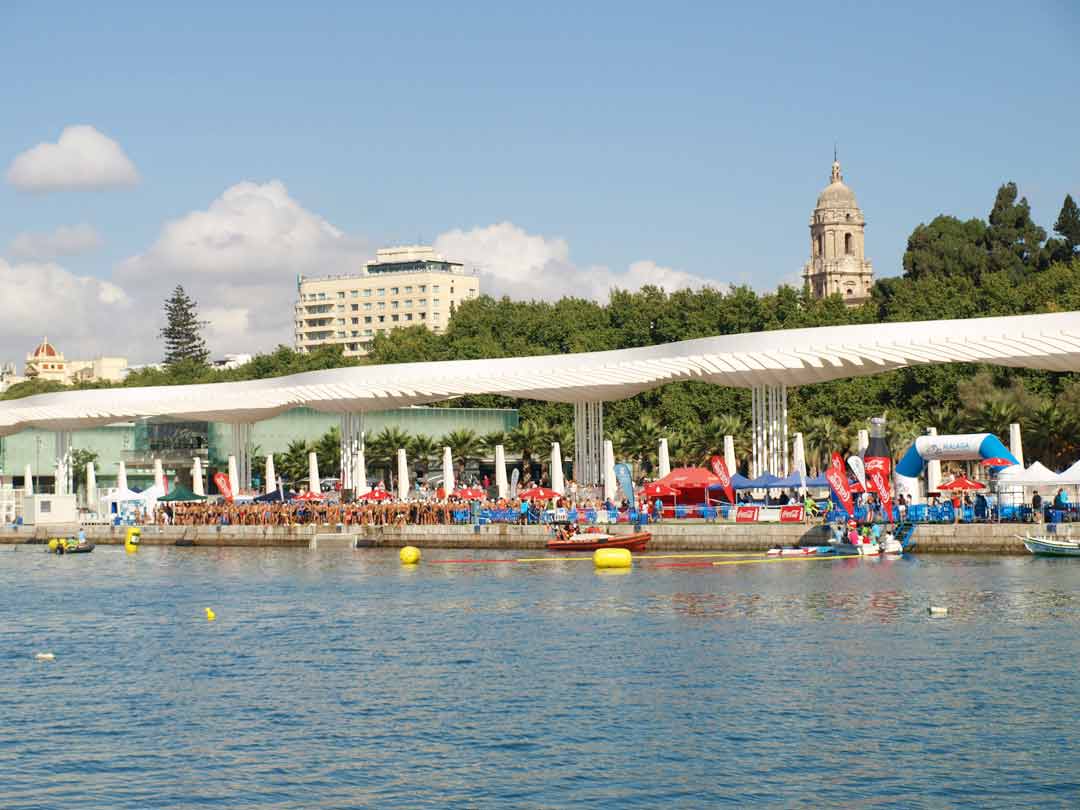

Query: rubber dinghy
[
  {"left": 547, "top": 523, "right": 650, "bottom": 552},
  {"left": 47, "top": 538, "right": 95, "bottom": 554}
]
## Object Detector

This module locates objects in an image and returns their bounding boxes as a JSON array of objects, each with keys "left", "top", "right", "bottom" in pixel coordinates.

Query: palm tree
[
  {"left": 367, "top": 426, "right": 412, "bottom": 482},
  {"left": 274, "top": 439, "right": 311, "bottom": 487},
  {"left": 544, "top": 420, "right": 574, "bottom": 459},
  {"left": 408, "top": 434, "right": 440, "bottom": 478},
  {"left": 974, "top": 399, "right": 1020, "bottom": 442},
  {"left": 927, "top": 404, "right": 964, "bottom": 435},
  {"left": 313, "top": 426, "right": 341, "bottom": 478},
  {"left": 1024, "top": 403, "right": 1077, "bottom": 468},
  {"left": 685, "top": 413, "right": 747, "bottom": 466},
  {"left": 440, "top": 429, "right": 483, "bottom": 471},
  {"left": 482, "top": 430, "right": 508, "bottom": 455},
  {"left": 508, "top": 419, "right": 548, "bottom": 473},
  {"left": 616, "top": 414, "right": 662, "bottom": 474},
  {"left": 800, "top": 415, "right": 848, "bottom": 473},
  {"left": 885, "top": 417, "right": 921, "bottom": 457}
]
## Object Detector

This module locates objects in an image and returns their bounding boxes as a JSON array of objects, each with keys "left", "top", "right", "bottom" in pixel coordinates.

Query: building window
[
  {"left": 433, "top": 298, "right": 440, "bottom": 306},
  {"left": 419, "top": 285, "right": 427, "bottom": 292},
  {"left": 364, "top": 316, "right": 372, "bottom": 324},
  {"left": 405, "top": 313, "right": 412, "bottom": 322},
  {"left": 364, "top": 329, "right": 373, "bottom": 336},
  {"left": 404, "top": 286, "right": 412, "bottom": 293},
  {"left": 351, "top": 318, "right": 358, "bottom": 325},
  {"left": 844, "top": 233, "right": 853, "bottom": 255},
  {"left": 336, "top": 318, "right": 345, "bottom": 325},
  {"left": 392, "top": 301, "right": 399, "bottom": 309},
  {"left": 390, "top": 287, "right": 399, "bottom": 295},
  {"left": 351, "top": 330, "right": 360, "bottom": 337},
  {"left": 378, "top": 302, "right": 385, "bottom": 310},
  {"left": 351, "top": 304, "right": 358, "bottom": 311},
  {"left": 377, "top": 288, "right": 385, "bottom": 296},
  {"left": 404, "top": 299, "right": 412, "bottom": 307},
  {"left": 433, "top": 285, "right": 440, "bottom": 292},
  {"left": 337, "top": 291, "right": 345, "bottom": 299},
  {"left": 350, "top": 290, "right": 359, "bottom": 297},
  {"left": 816, "top": 234, "right": 824, "bottom": 257},
  {"left": 433, "top": 312, "right": 441, "bottom": 321},
  {"left": 378, "top": 315, "right": 385, "bottom": 323},
  {"left": 363, "top": 289, "right": 372, "bottom": 297},
  {"left": 391, "top": 314, "right": 399, "bottom": 322},
  {"left": 336, "top": 331, "right": 345, "bottom": 338},
  {"left": 419, "top": 312, "right": 426, "bottom": 320}
]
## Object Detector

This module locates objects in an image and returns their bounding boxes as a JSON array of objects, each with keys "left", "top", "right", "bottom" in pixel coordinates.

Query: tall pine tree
[
  {"left": 1054, "top": 194, "right": 1080, "bottom": 255},
  {"left": 159, "top": 284, "right": 209, "bottom": 365}
]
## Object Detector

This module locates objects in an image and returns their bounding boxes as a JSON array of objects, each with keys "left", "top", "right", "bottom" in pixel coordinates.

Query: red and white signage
[
  {"left": 735, "top": 506, "right": 760, "bottom": 522},
  {"left": 213, "top": 471, "right": 233, "bottom": 501},
  {"left": 779, "top": 505, "right": 804, "bottom": 523}
]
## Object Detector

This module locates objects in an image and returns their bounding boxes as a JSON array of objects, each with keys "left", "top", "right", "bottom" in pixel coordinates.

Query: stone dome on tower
[
  {"left": 815, "top": 161, "right": 859, "bottom": 209},
  {"left": 31, "top": 337, "right": 59, "bottom": 358},
  {"left": 801, "top": 157, "right": 874, "bottom": 306}
]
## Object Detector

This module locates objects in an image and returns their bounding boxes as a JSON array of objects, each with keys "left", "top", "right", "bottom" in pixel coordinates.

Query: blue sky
[{"left": 0, "top": 0, "right": 1077, "bottom": 360}]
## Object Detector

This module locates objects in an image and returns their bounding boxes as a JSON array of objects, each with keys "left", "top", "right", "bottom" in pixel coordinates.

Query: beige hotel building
[{"left": 294, "top": 245, "right": 480, "bottom": 357}]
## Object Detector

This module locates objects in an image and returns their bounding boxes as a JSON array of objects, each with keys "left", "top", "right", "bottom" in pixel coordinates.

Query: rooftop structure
[
  {"left": 23, "top": 337, "right": 127, "bottom": 385},
  {"left": 295, "top": 245, "right": 479, "bottom": 358}
]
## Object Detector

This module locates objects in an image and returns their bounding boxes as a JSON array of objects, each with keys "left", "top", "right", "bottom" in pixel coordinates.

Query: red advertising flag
[
  {"left": 709, "top": 455, "right": 736, "bottom": 504},
  {"left": 779, "top": 505, "right": 804, "bottom": 523},
  {"left": 826, "top": 452, "right": 854, "bottom": 517},
  {"left": 864, "top": 456, "right": 893, "bottom": 520},
  {"left": 735, "top": 506, "right": 760, "bottom": 523},
  {"left": 213, "top": 471, "right": 233, "bottom": 502}
]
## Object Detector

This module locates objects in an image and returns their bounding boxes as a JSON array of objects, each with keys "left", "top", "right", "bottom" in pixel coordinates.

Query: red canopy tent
[
  {"left": 292, "top": 490, "right": 324, "bottom": 501},
  {"left": 453, "top": 487, "right": 486, "bottom": 500},
  {"left": 359, "top": 489, "right": 392, "bottom": 501},
  {"left": 939, "top": 475, "right": 986, "bottom": 491},
  {"left": 642, "top": 482, "right": 679, "bottom": 498},
  {"left": 518, "top": 486, "right": 560, "bottom": 501},
  {"left": 654, "top": 467, "right": 722, "bottom": 508}
]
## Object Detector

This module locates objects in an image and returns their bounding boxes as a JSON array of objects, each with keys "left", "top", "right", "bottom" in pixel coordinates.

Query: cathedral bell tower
[{"left": 802, "top": 158, "right": 874, "bottom": 305}]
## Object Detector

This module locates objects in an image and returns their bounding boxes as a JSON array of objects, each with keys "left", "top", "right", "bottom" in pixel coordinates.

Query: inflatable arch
[{"left": 895, "top": 433, "right": 1018, "bottom": 478}]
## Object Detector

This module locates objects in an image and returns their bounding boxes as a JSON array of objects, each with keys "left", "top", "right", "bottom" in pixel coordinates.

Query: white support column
[
  {"left": 231, "top": 422, "right": 254, "bottom": 492},
  {"left": 573, "top": 401, "right": 604, "bottom": 486},
  {"left": 339, "top": 413, "right": 364, "bottom": 492},
  {"left": 53, "top": 431, "right": 72, "bottom": 496},
  {"left": 750, "top": 385, "right": 789, "bottom": 479}
]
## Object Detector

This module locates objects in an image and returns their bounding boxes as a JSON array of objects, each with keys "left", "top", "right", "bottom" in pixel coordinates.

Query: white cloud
[
  {"left": 0, "top": 259, "right": 132, "bottom": 360},
  {"left": 8, "top": 224, "right": 103, "bottom": 260},
  {"left": 116, "top": 180, "right": 370, "bottom": 355},
  {"left": 433, "top": 221, "right": 709, "bottom": 301},
  {"left": 6, "top": 125, "right": 139, "bottom": 192}
]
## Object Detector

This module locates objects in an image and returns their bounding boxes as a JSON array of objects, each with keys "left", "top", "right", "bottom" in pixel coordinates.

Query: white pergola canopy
[{"left": 2, "top": 311, "right": 1079, "bottom": 435}]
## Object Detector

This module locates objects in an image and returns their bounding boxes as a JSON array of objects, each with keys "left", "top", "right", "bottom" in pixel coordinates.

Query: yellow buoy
[
  {"left": 124, "top": 526, "right": 141, "bottom": 553},
  {"left": 47, "top": 538, "right": 59, "bottom": 552},
  {"left": 399, "top": 545, "right": 421, "bottom": 565},
  {"left": 35, "top": 652, "right": 55, "bottom": 661},
  {"left": 205, "top": 607, "right": 216, "bottom": 621},
  {"left": 594, "top": 547, "right": 633, "bottom": 569}
]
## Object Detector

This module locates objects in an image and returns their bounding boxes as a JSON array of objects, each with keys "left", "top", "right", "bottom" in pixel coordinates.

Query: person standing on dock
[{"left": 1032, "top": 490, "right": 1043, "bottom": 523}]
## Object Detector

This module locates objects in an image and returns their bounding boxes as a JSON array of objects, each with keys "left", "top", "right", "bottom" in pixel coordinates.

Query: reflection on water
[{"left": 2, "top": 547, "right": 1080, "bottom": 809}]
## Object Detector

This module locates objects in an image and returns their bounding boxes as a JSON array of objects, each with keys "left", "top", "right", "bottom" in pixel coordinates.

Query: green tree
[
  {"left": 366, "top": 427, "right": 412, "bottom": 481},
  {"left": 440, "top": 429, "right": 483, "bottom": 469},
  {"left": 800, "top": 415, "right": 848, "bottom": 474},
  {"left": 408, "top": 434, "right": 439, "bottom": 477},
  {"left": 507, "top": 419, "right": 547, "bottom": 473},
  {"left": 901, "top": 216, "right": 989, "bottom": 281},
  {"left": 617, "top": 414, "right": 663, "bottom": 474},
  {"left": 985, "top": 182, "right": 1046, "bottom": 277},
  {"left": 71, "top": 448, "right": 99, "bottom": 493},
  {"left": 274, "top": 439, "right": 312, "bottom": 487},
  {"left": 159, "top": 284, "right": 209, "bottom": 366},
  {"left": 313, "top": 426, "right": 341, "bottom": 478},
  {"left": 1048, "top": 194, "right": 1080, "bottom": 263}
]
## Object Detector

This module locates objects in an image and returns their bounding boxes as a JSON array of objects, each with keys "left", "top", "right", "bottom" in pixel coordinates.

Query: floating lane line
[
  {"left": 710, "top": 554, "right": 860, "bottom": 567},
  {"left": 430, "top": 551, "right": 767, "bottom": 565}
]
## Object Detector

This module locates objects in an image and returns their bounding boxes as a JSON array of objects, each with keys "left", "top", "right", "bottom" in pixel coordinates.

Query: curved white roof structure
[{"left": 2, "top": 311, "right": 1079, "bottom": 435}]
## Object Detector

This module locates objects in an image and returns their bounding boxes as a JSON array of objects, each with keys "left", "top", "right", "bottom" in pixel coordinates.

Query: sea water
[{"left": 2, "top": 547, "right": 1079, "bottom": 809}]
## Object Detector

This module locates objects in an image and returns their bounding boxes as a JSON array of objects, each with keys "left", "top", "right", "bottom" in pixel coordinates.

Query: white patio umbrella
[
  {"left": 85, "top": 461, "right": 97, "bottom": 510},
  {"left": 153, "top": 458, "right": 165, "bottom": 493},
  {"left": 308, "top": 451, "right": 320, "bottom": 494},
  {"left": 354, "top": 446, "right": 369, "bottom": 495},
  {"left": 495, "top": 445, "right": 509, "bottom": 499},
  {"left": 724, "top": 435, "right": 737, "bottom": 478},
  {"left": 551, "top": 442, "right": 565, "bottom": 495},
  {"left": 1009, "top": 422, "right": 1025, "bottom": 468},
  {"left": 925, "top": 427, "right": 942, "bottom": 495},
  {"left": 442, "top": 446, "right": 455, "bottom": 496},
  {"left": 192, "top": 457, "right": 205, "bottom": 496},
  {"left": 227, "top": 455, "right": 240, "bottom": 497},
  {"left": 24, "top": 463, "right": 33, "bottom": 496},
  {"left": 117, "top": 461, "right": 129, "bottom": 492},
  {"left": 603, "top": 439, "right": 617, "bottom": 503},
  {"left": 264, "top": 455, "right": 276, "bottom": 494},
  {"left": 397, "top": 449, "right": 409, "bottom": 500},
  {"left": 658, "top": 438, "right": 671, "bottom": 478}
]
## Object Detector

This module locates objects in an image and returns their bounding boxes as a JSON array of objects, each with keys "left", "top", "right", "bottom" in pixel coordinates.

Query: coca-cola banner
[
  {"left": 826, "top": 452, "right": 854, "bottom": 516},
  {"left": 709, "top": 455, "right": 736, "bottom": 504},
  {"left": 735, "top": 506, "right": 760, "bottom": 523},
  {"left": 864, "top": 457, "right": 893, "bottom": 520},
  {"left": 213, "top": 471, "right": 233, "bottom": 502},
  {"left": 779, "top": 505, "right": 804, "bottom": 523}
]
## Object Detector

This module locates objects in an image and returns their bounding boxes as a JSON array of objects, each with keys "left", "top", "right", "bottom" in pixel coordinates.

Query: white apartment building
[{"left": 294, "top": 246, "right": 480, "bottom": 357}]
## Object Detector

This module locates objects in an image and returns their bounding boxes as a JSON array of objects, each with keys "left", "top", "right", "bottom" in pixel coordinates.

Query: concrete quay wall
[{"left": 0, "top": 521, "right": 1035, "bottom": 553}]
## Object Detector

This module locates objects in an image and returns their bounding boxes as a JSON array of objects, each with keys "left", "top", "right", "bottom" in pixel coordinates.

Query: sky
[{"left": 0, "top": 1, "right": 1077, "bottom": 363}]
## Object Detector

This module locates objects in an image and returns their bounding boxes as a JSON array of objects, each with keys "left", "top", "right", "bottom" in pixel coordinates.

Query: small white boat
[{"left": 1022, "top": 534, "right": 1080, "bottom": 556}]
